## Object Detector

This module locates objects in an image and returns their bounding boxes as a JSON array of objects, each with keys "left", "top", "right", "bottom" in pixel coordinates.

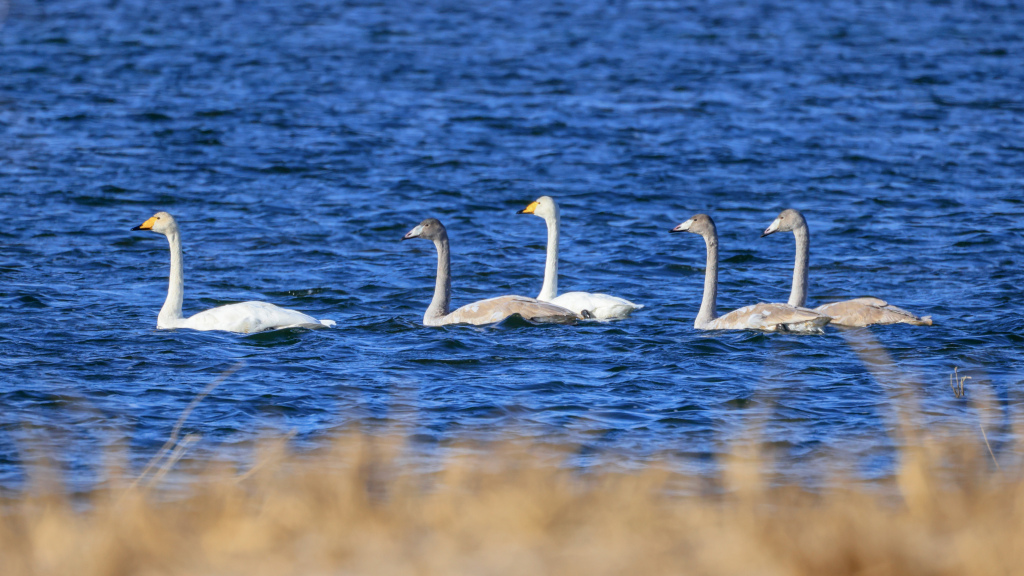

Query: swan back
[
  {"left": 710, "top": 303, "right": 831, "bottom": 333},
  {"left": 441, "top": 295, "right": 579, "bottom": 326},
  {"left": 551, "top": 292, "right": 642, "bottom": 320},
  {"left": 178, "top": 301, "right": 332, "bottom": 333},
  {"left": 814, "top": 298, "right": 933, "bottom": 327}
]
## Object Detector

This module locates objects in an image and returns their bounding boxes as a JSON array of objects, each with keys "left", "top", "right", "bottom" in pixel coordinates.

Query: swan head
[
  {"left": 131, "top": 211, "right": 178, "bottom": 234},
  {"left": 516, "top": 195, "right": 558, "bottom": 220},
  {"left": 670, "top": 213, "right": 716, "bottom": 236},
  {"left": 761, "top": 208, "right": 806, "bottom": 237},
  {"left": 402, "top": 218, "right": 448, "bottom": 242}
]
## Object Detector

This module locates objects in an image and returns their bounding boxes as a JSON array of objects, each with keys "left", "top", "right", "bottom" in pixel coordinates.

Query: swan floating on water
[
  {"left": 671, "top": 214, "right": 831, "bottom": 333},
  {"left": 131, "top": 212, "right": 335, "bottom": 333},
  {"left": 402, "top": 218, "right": 580, "bottom": 326},
  {"left": 761, "top": 209, "right": 932, "bottom": 327},
  {"left": 516, "top": 196, "right": 642, "bottom": 320}
]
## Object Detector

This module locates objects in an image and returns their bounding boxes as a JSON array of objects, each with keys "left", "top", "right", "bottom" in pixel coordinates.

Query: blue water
[{"left": 1, "top": 0, "right": 1023, "bottom": 489}]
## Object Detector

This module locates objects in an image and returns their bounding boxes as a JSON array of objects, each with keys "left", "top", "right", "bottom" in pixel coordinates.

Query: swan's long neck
[
  {"left": 425, "top": 236, "right": 452, "bottom": 323},
  {"left": 159, "top": 230, "right": 185, "bottom": 325},
  {"left": 696, "top": 231, "right": 719, "bottom": 328},
  {"left": 789, "top": 223, "right": 810, "bottom": 308},
  {"left": 538, "top": 211, "right": 560, "bottom": 301}
]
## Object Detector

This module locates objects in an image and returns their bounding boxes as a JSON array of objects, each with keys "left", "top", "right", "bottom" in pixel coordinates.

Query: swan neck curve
[
  {"left": 790, "top": 223, "right": 809, "bottom": 307},
  {"left": 538, "top": 211, "right": 559, "bottom": 301},
  {"left": 159, "top": 230, "right": 185, "bottom": 326},
  {"left": 425, "top": 236, "right": 452, "bottom": 324},
  {"left": 696, "top": 231, "right": 719, "bottom": 328}
]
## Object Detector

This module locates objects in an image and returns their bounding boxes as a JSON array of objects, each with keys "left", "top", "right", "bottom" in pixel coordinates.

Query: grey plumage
[
  {"left": 761, "top": 209, "right": 932, "bottom": 327},
  {"left": 403, "top": 218, "right": 580, "bottom": 326},
  {"left": 671, "top": 214, "right": 831, "bottom": 333}
]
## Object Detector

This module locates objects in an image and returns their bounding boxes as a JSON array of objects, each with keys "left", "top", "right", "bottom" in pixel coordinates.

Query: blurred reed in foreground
[{"left": 0, "top": 429, "right": 1020, "bottom": 576}]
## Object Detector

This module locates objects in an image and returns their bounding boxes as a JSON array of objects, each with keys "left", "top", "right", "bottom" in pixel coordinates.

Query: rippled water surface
[{"left": 2, "top": 0, "right": 1023, "bottom": 488}]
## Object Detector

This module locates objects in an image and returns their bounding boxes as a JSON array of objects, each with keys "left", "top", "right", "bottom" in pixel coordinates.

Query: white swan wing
[
  {"left": 440, "top": 296, "right": 579, "bottom": 326},
  {"left": 814, "top": 297, "right": 932, "bottom": 327},
  {"left": 178, "top": 301, "right": 334, "bottom": 333},
  {"left": 549, "top": 291, "right": 642, "bottom": 320},
  {"left": 707, "top": 303, "right": 830, "bottom": 333}
]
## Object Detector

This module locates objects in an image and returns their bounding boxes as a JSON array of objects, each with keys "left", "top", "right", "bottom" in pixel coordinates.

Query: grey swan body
[
  {"left": 403, "top": 219, "right": 579, "bottom": 326},
  {"left": 671, "top": 214, "right": 830, "bottom": 333},
  {"left": 762, "top": 209, "right": 932, "bottom": 327},
  {"left": 516, "top": 196, "right": 642, "bottom": 320}
]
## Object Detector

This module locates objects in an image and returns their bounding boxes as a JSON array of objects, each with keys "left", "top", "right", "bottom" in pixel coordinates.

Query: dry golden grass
[{"left": 0, "top": 428, "right": 1021, "bottom": 576}]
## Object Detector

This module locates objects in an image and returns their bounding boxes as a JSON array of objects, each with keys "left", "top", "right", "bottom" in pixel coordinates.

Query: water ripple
[{"left": 1, "top": 0, "right": 1023, "bottom": 489}]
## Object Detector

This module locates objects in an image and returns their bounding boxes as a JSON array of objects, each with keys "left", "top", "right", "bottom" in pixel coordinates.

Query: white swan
[
  {"left": 131, "top": 212, "right": 335, "bottom": 333},
  {"left": 402, "top": 218, "right": 580, "bottom": 326},
  {"left": 671, "top": 214, "right": 831, "bottom": 333},
  {"left": 762, "top": 208, "right": 932, "bottom": 327},
  {"left": 516, "top": 196, "right": 642, "bottom": 320}
]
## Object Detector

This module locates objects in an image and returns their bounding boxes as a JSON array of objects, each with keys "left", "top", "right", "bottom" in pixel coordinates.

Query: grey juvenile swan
[
  {"left": 671, "top": 214, "right": 831, "bottom": 333},
  {"left": 402, "top": 218, "right": 580, "bottom": 326},
  {"left": 761, "top": 208, "right": 932, "bottom": 327},
  {"left": 516, "top": 196, "right": 642, "bottom": 320},
  {"left": 131, "top": 212, "right": 335, "bottom": 333}
]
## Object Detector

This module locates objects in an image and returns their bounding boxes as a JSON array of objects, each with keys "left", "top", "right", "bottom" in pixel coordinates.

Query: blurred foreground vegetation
[{"left": 0, "top": 426, "right": 1020, "bottom": 576}]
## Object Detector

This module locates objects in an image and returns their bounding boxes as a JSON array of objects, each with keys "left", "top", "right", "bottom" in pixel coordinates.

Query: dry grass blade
[
  {"left": 147, "top": 433, "right": 201, "bottom": 488},
  {"left": 129, "top": 362, "right": 244, "bottom": 491},
  {"left": 950, "top": 367, "right": 970, "bottom": 399},
  {"left": 979, "top": 424, "right": 1001, "bottom": 472}
]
